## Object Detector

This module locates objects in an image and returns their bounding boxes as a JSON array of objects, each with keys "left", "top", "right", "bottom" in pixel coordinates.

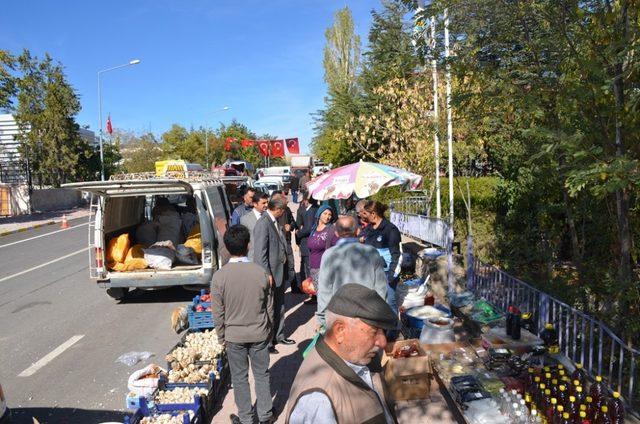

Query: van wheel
[{"left": 106, "top": 287, "right": 128, "bottom": 300}]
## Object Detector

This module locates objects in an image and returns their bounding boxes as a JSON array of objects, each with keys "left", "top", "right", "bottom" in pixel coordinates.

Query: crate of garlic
[
  {"left": 155, "top": 386, "right": 208, "bottom": 411},
  {"left": 126, "top": 410, "right": 201, "bottom": 424},
  {"left": 166, "top": 330, "right": 224, "bottom": 369}
]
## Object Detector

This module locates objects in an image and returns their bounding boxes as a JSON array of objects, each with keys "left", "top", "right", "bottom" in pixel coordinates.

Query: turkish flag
[
  {"left": 106, "top": 115, "right": 113, "bottom": 135},
  {"left": 257, "top": 140, "right": 270, "bottom": 157},
  {"left": 285, "top": 138, "right": 300, "bottom": 154},
  {"left": 225, "top": 137, "right": 235, "bottom": 151},
  {"left": 270, "top": 140, "right": 285, "bottom": 157},
  {"left": 241, "top": 139, "right": 255, "bottom": 148}
]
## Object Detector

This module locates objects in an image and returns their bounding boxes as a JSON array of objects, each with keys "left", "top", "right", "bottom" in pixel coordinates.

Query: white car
[
  {"left": 254, "top": 178, "right": 284, "bottom": 196},
  {"left": 0, "top": 382, "right": 9, "bottom": 424}
]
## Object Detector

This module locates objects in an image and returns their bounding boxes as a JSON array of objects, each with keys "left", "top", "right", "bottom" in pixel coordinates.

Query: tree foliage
[{"left": 13, "top": 50, "right": 90, "bottom": 187}]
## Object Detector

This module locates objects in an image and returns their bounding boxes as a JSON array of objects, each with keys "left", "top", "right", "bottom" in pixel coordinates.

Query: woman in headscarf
[{"left": 304, "top": 204, "right": 337, "bottom": 304}]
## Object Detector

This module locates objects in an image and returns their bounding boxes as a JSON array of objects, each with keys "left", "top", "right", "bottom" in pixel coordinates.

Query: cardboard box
[{"left": 384, "top": 339, "right": 433, "bottom": 401}]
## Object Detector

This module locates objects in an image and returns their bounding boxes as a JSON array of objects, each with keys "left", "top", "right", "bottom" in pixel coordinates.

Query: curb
[{"left": 0, "top": 220, "right": 57, "bottom": 238}]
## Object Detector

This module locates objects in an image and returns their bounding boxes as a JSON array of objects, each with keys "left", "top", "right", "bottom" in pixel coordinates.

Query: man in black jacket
[
  {"left": 295, "top": 193, "right": 318, "bottom": 284},
  {"left": 272, "top": 192, "right": 299, "bottom": 293}
]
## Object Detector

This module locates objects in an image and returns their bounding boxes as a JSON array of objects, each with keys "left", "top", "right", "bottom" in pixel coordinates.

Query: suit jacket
[
  {"left": 295, "top": 205, "right": 318, "bottom": 256},
  {"left": 252, "top": 213, "right": 288, "bottom": 286},
  {"left": 240, "top": 211, "right": 260, "bottom": 260}
]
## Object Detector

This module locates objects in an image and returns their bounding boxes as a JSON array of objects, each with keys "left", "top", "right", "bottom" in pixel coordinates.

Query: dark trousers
[
  {"left": 271, "top": 284, "right": 286, "bottom": 345},
  {"left": 292, "top": 190, "right": 298, "bottom": 203},
  {"left": 299, "top": 255, "right": 310, "bottom": 282},
  {"left": 227, "top": 340, "right": 273, "bottom": 424},
  {"left": 285, "top": 241, "right": 297, "bottom": 289}
]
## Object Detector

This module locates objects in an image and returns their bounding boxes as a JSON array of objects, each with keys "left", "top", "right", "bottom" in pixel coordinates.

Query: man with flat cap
[{"left": 285, "top": 284, "right": 397, "bottom": 424}]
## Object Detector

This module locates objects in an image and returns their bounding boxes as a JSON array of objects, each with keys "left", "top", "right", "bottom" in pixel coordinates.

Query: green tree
[
  {"left": 312, "top": 6, "right": 363, "bottom": 166},
  {"left": 121, "top": 133, "right": 162, "bottom": 173},
  {"left": 14, "top": 50, "right": 89, "bottom": 187},
  {"left": 0, "top": 50, "right": 16, "bottom": 111}
]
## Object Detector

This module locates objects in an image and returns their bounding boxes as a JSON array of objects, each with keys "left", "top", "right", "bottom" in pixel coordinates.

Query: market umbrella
[{"left": 306, "top": 161, "right": 422, "bottom": 200}]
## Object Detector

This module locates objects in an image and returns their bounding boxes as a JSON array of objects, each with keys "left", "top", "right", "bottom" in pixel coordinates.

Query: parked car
[
  {"left": 0, "top": 381, "right": 10, "bottom": 424},
  {"left": 254, "top": 177, "right": 284, "bottom": 196},
  {"left": 63, "top": 173, "right": 248, "bottom": 300}
]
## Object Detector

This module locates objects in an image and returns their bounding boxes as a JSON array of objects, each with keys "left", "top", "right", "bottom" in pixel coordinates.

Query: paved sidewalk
[{"left": 0, "top": 207, "right": 90, "bottom": 236}]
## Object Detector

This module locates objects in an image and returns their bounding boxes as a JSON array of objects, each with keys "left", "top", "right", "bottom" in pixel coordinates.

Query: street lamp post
[
  {"left": 204, "top": 106, "right": 230, "bottom": 170},
  {"left": 98, "top": 59, "right": 141, "bottom": 181}
]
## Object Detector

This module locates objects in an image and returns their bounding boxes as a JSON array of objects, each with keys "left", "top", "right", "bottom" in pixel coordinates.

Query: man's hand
[
  {"left": 269, "top": 276, "right": 274, "bottom": 287},
  {"left": 284, "top": 224, "right": 291, "bottom": 232}
]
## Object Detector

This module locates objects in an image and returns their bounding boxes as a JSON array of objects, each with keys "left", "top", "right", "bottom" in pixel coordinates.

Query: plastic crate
[
  {"left": 188, "top": 290, "right": 214, "bottom": 330},
  {"left": 162, "top": 356, "right": 224, "bottom": 391},
  {"left": 125, "top": 398, "right": 204, "bottom": 424},
  {"left": 166, "top": 330, "right": 220, "bottom": 371}
]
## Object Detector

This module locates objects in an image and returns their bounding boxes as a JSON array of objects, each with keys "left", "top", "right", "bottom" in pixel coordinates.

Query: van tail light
[
  {"left": 95, "top": 247, "right": 104, "bottom": 269},
  {"left": 203, "top": 242, "right": 212, "bottom": 264}
]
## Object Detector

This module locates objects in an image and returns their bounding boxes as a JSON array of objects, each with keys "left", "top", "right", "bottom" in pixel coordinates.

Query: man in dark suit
[
  {"left": 252, "top": 196, "right": 295, "bottom": 353},
  {"left": 240, "top": 192, "right": 269, "bottom": 260},
  {"left": 295, "top": 193, "right": 318, "bottom": 284}
]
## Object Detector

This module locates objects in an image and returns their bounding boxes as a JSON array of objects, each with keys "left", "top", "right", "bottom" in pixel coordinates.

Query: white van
[{"left": 64, "top": 172, "right": 246, "bottom": 300}]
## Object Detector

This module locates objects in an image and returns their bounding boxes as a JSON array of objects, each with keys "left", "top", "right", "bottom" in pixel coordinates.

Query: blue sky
[{"left": 0, "top": 0, "right": 383, "bottom": 154}]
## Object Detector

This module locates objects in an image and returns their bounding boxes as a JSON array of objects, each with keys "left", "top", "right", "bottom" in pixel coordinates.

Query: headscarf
[{"left": 311, "top": 204, "right": 334, "bottom": 234}]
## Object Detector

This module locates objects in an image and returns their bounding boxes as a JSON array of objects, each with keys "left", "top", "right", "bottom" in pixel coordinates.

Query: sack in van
[
  {"left": 184, "top": 224, "right": 202, "bottom": 255},
  {"left": 176, "top": 244, "right": 198, "bottom": 265},
  {"left": 107, "top": 233, "right": 131, "bottom": 264},
  {"left": 156, "top": 210, "right": 182, "bottom": 247},
  {"left": 135, "top": 221, "right": 158, "bottom": 247},
  {"left": 143, "top": 241, "right": 176, "bottom": 270},
  {"left": 112, "top": 243, "right": 148, "bottom": 271}
]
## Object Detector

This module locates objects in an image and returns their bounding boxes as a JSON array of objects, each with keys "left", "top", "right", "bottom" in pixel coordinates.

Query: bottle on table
[
  {"left": 585, "top": 396, "right": 595, "bottom": 418},
  {"left": 575, "top": 386, "right": 585, "bottom": 404},
  {"left": 561, "top": 412, "right": 572, "bottom": 424},
  {"left": 595, "top": 405, "right": 612, "bottom": 424},
  {"left": 608, "top": 391, "right": 624, "bottom": 424},
  {"left": 558, "top": 385, "right": 568, "bottom": 406},
  {"left": 529, "top": 409, "right": 543, "bottom": 424},
  {"left": 577, "top": 410, "right": 590, "bottom": 424},
  {"left": 548, "top": 398, "right": 558, "bottom": 422},
  {"left": 590, "top": 376, "right": 606, "bottom": 409},
  {"left": 507, "top": 306, "right": 515, "bottom": 336},
  {"left": 541, "top": 323, "right": 559, "bottom": 349},
  {"left": 554, "top": 405, "right": 565, "bottom": 424},
  {"left": 551, "top": 379, "right": 559, "bottom": 397},
  {"left": 571, "top": 363, "right": 587, "bottom": 386},
  {"left": 567, "top": 395, "right": 578, "bottom": 421},
  {"left": 512, "top": 309, "right": 522, "bottom": 340}
]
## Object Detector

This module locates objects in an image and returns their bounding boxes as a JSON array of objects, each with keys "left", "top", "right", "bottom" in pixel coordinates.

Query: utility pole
[
  {"left": 431, "top": 16, "right": 441, "bottom": 219},
  {"left": 444, "top": 8, "right": 455, "bottom": 293}
]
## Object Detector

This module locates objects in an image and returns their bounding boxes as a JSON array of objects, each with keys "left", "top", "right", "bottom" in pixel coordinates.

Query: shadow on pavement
[
  {"left": 9, "top": 407, "right": 128, "bottom": 424},
  {"left": 118, "top": 286, "right": 196, "bottom": 304},
  {"left": 269, "top": 337, "right": 313, "bottom": 419}
]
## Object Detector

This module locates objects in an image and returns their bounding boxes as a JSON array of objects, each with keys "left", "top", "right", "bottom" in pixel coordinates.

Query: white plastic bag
[
  {"left": 176, "top": 244, "right": 198, "bottom": 265},
  {"left": 144, "top": 241, "right": 176, "bottom": 270},
  {"left": 116, "top": 351, "right": 155, "bottom": 366},
  {"left": 127, "top": 363, "right": 166, "bottom": 397}
]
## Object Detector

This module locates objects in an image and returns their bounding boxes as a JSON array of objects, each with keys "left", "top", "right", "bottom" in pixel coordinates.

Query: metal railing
[
  {"left": 390, "top": 196, "right": 452, "bottom": 249},
  {"left": 390, "top": 196, "right": 640, "bottom": 415},
  {"left": 470, "top": 259, "right": 640, "bottom": 414}
]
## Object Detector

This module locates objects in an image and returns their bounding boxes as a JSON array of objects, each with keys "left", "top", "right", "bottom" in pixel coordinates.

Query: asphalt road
[{"left": 0, "top": 217, "right": 197, "bottom": 423}]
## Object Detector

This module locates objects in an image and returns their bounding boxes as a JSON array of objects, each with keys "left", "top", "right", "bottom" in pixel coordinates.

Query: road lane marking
[
  {"left": 18, "top": 335, "right": 85, "bottom": 377},
  {"left": 0, "top": 247, "right": 89, "bottom": 283},
  {"left": 0, "top": 222, "right": 89, "bottom": 249}
]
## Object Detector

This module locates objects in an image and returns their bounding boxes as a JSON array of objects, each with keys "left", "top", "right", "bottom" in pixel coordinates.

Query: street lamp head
[{"left": 129, "top": 59, "right": 141, "bottom": 65}]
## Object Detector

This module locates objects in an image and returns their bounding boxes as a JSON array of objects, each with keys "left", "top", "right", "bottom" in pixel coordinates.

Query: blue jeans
[{"left": 292, "top": 190, "right": 298, "bottom": 203}]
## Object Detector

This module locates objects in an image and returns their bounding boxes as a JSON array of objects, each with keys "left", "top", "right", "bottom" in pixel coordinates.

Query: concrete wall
[
  {"left": 31, "top": 188, "right": 83, "bottom": 212},
  {"left": 10, "top": 184, "right": 30, "bottom": 215}
]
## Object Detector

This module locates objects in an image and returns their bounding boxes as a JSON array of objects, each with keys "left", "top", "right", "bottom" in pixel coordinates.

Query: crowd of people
[{"left": 211, "top": 183, "right": 403, "bottom": 424}]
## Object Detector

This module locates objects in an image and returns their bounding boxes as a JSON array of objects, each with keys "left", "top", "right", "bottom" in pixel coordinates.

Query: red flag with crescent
[
  {"left": 285, "top": 138, "right": 299, "bottom": 154},
  {"left": 257, "top": 140, "right": 270, "bottom": 157},
  {"left": 270, "top": 140, "right": 285, "bottom": 157},
  {"left": 106, "top": 115, "right": 113, "bottom": 135}
]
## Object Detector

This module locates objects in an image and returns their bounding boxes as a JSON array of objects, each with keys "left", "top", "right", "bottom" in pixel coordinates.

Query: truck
[
  {"left": 63, "top": 170, "right": 248, "bottom": 300},
  {"left": 290, "top": 155, "right": 313, "bottom": 176}
]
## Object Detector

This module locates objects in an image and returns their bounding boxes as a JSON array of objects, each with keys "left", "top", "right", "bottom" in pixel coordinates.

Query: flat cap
[{"left": 327, "top": 283, "right": 398, "bottom": 330}]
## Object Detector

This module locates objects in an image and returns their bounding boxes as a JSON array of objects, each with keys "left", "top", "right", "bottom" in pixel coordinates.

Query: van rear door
[{"left": 63, "top": 179, "right": 193, "bottom": 197}]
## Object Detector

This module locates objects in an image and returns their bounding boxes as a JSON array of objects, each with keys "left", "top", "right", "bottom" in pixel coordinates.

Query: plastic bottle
[
  {"left": 512, "top": 309, "right": 522, "bottom": 340},
  {"left": 571, "top": 363, "right": 587, "bottom": 386},
  {"left": 561, "top": 412, "right": 571, "bottom": 424},
  {"left": 595, "top": 405, "right": 612, "bottom": 424},
  {"left": 590, "top": 376, "right": 606, "bottom": 410},
  {"left": 585, "top": 396, "right": 594, "bottom": 419},
  {"left": 529, "top": 409, "right": 542, "bottom": 424},
  {"left": 577, "top": 410, "right": 590, "bottom": 424},
  {"left": 548, "top": 398, "right": 558, "bottom": 422},
  {"left": 567, "top": 395, "right": 578, "bottom": 421},
  {"left": 541, "top": 323, "right": 559, "bottom": 352},
  {"left": 545, "top": 373, "right": 553, "bottom": 386},
  {"left": 608, "top": 392, "right": 624, "bottom": 424},
  {"left": 558, "top": 385, "right": 568, "bottom": 406},
  {"left": 575, "top": 386, "right": 585, "bottom": 404},
  {"left": 554, "top": 405, "right": 565, "bottom": 424},
  {"left": 507, "top": 306, "right": 515, "bottom": 336}
]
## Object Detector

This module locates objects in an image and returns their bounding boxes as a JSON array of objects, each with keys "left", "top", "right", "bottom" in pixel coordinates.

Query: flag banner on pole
[
  {"left": 285, "top": 138, "right": 300, "bottom": 155},
  {"left": 257, "top": 140, "right": 270, "bottom": 157},
  {"left": 241, "top": 139, "right": 255, "bottom": 148},
  {"left": 106, "top": 115, "right": 113, "bottom": 135},
  {"left": 225, "top": 137, "right": 235, "bottom": 151},
  {"left": 270, "top": 140, "right": 285, "bottom": 157}
]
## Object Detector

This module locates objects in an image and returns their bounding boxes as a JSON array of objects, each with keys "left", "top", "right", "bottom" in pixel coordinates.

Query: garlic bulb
[
  {"left": 155, "top": 387, "right": 208, "bottom": 404},
  {"left": 140, "top": 411, "right": 194, "bottom": 424}
]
